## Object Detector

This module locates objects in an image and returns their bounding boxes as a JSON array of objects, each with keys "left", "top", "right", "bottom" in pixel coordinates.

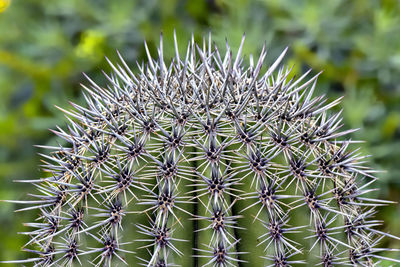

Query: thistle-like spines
[{"left": 3, "top": 32, "right": 400, "bottom": 267}]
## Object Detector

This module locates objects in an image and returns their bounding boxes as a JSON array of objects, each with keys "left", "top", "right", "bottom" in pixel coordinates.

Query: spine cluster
[{"left": 4, "top": 33, "right": 399, "bottom": 267}]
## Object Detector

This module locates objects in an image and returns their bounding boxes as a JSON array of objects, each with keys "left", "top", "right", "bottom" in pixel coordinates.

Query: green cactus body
[{"left": 4, "top": 33, "right": 400, "bottom": 267}]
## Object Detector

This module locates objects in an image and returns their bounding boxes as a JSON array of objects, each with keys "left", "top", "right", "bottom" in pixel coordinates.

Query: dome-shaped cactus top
[{"left": 4, "top": 33, "right": 399, "bottom": 267}]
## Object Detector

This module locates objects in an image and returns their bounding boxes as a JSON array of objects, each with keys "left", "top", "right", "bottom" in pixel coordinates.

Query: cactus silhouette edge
[{"left": 3, "top": 33, "right": 400, "bottom": 266}]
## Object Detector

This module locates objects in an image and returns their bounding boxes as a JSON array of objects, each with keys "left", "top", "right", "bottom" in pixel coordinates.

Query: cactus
[{"left": 4, "top": 33, "right": 400, "bottom": 267}]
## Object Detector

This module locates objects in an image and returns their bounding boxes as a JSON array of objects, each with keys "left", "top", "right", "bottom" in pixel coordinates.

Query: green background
[{"left": 0, "top": 0, "right": 399, "bottom": 265}]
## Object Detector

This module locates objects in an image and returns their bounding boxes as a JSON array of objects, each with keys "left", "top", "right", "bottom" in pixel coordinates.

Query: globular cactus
[{"left": 4, "top": 33, "right": 400, "bottom": 267}]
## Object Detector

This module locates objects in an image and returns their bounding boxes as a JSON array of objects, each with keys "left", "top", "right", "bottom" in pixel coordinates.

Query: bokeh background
[{"left": 0, "top": 0, "right": 399, "bottom": 264}]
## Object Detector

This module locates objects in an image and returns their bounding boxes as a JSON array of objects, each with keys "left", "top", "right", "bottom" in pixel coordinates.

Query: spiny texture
[{"left": 6, "top": 34, "right": 400, "bottom": 267}]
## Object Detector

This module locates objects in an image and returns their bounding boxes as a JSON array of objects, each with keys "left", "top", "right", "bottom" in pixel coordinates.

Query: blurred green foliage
[{"left": 0, "top": 0, "right": 399, "bottom": 264}]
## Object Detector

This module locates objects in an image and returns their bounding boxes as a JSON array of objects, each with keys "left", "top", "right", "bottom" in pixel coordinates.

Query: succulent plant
[{"left": 4, "top": 33, "right": 400, "bottom": 267}]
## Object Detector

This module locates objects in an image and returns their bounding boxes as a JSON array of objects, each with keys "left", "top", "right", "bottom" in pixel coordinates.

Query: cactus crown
[{"left": 5, "top": 33, "right": 399, "bottom": 266}]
